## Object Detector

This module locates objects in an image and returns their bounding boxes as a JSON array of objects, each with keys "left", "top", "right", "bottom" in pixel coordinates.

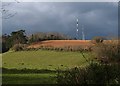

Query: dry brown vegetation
[
  {"left": 27, "top": 40, "right": 93, "bottom": 49},
  {"left": 26, "top": 40, "right": 119, "bottom": 52}
]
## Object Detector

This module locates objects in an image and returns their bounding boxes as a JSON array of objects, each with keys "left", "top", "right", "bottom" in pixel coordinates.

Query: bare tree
[{"left": 0, "top": 0, "right": 20, "bottom": 19}]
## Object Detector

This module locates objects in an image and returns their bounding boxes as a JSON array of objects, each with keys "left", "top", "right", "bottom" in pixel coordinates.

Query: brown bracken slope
[{"left": 27, "top": 40, "right": 93, "bottom": 48}]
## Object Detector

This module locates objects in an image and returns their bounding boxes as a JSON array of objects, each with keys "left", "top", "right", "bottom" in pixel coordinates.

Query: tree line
[
  {"left": 1, "top": 30, "right": 71, "bottom": 53},
  {"left": 1, "top": 30, "right": 27, "bottom": 53}
]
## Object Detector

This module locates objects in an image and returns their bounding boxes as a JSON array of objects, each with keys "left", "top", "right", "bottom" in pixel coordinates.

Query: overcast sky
[{"left": 2, "top": 2, "right": 118, "bottom": 39}]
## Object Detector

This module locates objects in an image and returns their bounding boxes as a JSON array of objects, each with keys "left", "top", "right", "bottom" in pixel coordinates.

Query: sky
[
  {"left": 2, "top": 0, "right": 119, "bottom": 2},
  {"left": 2, "top": 2, "right": 118, "bottom": 39}
]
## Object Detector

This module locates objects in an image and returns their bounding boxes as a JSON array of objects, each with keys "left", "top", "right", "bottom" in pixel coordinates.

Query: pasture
[
  {"left": 2, "top": 50, "right": 91, "bottom": 70},
  {"left": 3, "top": 73, "right": 56, "bottom": 84},
  {"left": 2, "top": 49, "right": 91, "bottom": 84},
  {"left": 2, "top": 40, "right": 94, "bottom": 84}
]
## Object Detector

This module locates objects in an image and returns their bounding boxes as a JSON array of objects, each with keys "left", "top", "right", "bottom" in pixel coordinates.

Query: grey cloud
[{"left": 2, "top": 2, "right": 118, "bottom": 39}]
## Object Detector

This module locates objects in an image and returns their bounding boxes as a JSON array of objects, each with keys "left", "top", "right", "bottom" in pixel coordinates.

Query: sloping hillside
[{"left": 27, "top": 40, "right": 92, "bottom": 48}]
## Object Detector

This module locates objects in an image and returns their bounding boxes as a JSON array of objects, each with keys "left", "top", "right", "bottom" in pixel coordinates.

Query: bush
[
  {"left": 56, "top": 39, "right": 120, "bottom": 85},
  {"left": 92, "top": 36, "right": 105, "bottom": 44},
  {"left": 57, "top": 62, "right": 120, "bottom": 85},
  {"left": 2, "top": 42, "right": 9, "bottom": 53},
  {"left": 11, "top": 44, "right": 27, "bottom": 51},
  {"left": 93, "top": 40, "right": 120, "bottom": 63}
]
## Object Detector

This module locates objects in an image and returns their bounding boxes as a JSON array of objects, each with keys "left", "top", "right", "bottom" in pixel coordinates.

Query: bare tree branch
[
  {"left": 1, "top": 0, "right": 20, "bottom": 19},
  {"left": 15, "top": 0, "right": 20, "bottom": 3}
]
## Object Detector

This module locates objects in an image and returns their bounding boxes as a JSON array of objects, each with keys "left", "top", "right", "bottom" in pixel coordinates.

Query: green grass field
[
  {"left": 3, "top": 73, "right": 56, "bottom": 84},
  {"left": 2, "top": 50, "right": 91, "bottom": 84},
  {"left": 2, "top": 50, "right": 90, "bottom": 70}
]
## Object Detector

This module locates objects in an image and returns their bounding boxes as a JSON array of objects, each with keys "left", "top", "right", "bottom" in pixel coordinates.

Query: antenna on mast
[
  {"left": 76, "top": 18, "right": 79, "bottom": 39},
  {"left": 82, "top": 25, "right": 85, "bottom": 40}
]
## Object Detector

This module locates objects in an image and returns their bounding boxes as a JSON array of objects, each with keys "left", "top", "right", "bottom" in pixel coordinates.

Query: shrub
[
  {"left": 92, "top": 36, "right": 105, "bottom": 44},
  {"left": 93, "top": 40, "right": 120, "bottom": 63},
  {"left": 57, "top": 62, "right": 120, "bottom": 85},
  {"left": 11, "top": 44, "right": 27, "bottom": 51}
]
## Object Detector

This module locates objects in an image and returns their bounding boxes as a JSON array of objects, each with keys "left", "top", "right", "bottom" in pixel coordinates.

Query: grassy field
[
  {"left": 2, "top": 50, "right": 91, "bottom": 84},
  {"left": 3, "top": 73, "right": 56, "bottom": 84},
  {"left": 2, "top": 50, "right": 90, "bottom": 70}
]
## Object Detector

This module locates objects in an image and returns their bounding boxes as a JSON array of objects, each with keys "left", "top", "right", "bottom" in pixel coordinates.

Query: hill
[{"left": 27, "top": 40, "right": 92, "bottom": 49}]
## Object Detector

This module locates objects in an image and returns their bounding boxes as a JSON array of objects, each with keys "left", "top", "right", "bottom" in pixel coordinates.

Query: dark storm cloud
[{"left": 2, "top": 2, "right": 118, "bottom": 39}]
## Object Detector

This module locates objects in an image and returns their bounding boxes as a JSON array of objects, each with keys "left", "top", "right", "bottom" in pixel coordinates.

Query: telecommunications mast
[
  {"left": 82, "top": 25, "right": 85, "bottom": 40},
  {"left": 76, "top": 18, "right": 86, "bottom": 40},
  {"left": 76, "top": 18, "right": 79, "bottom": 39}
]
